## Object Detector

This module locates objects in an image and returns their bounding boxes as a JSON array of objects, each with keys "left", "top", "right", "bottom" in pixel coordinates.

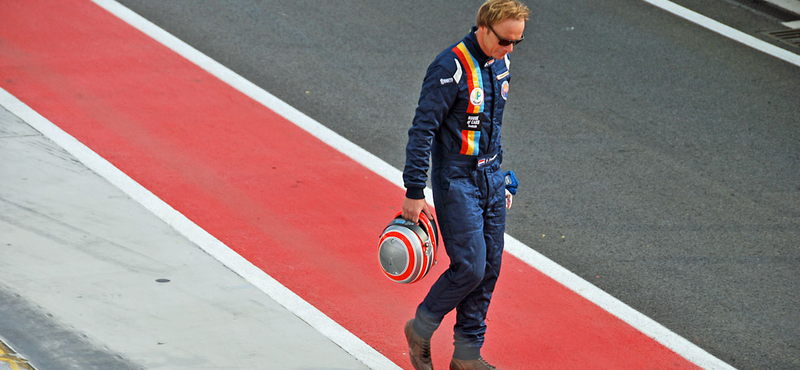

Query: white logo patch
[{"left": 470, "top": 88, "right": 484, "bottom": 106}]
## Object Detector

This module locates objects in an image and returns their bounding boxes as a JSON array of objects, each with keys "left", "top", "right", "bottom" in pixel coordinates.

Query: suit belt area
[{"left": 437, "top": 150, "right": 502, "bottom": 170}]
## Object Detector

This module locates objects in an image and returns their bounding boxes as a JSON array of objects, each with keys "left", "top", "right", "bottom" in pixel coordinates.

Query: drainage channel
[
  {"left": 0, "top": 339, "right": 35, "bottom": 370},
  {"left": 762, "top": 28, "right": 800, "bottom": 47}
]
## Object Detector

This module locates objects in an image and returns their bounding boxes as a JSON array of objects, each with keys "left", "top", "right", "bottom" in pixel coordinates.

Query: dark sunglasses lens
[
  {"left": 490, "top": 26, "right": 523, "bottom": 46},
  {"left": 497, "top": 36, "right": 523, "bottom": 46}
]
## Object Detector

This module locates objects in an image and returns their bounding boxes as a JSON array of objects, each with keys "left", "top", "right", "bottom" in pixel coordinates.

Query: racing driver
[{"left": 401, "top": 1, "right": 530, "bottom": 369}]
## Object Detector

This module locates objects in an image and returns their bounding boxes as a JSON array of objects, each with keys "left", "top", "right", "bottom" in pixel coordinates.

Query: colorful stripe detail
[
  {"left": 453, "top": 42, "right": 484, "bottom": 156},
  {"left": 453, "top": 42, "right": 484, "bottom": 114},
  {"left": 460, "top": 129, "right": 481, "bottom": 156}
]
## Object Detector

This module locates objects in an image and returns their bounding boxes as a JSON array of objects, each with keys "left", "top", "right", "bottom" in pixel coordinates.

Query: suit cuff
[{"left": 405, "top": 187, "right": 425, "bottom": 200}]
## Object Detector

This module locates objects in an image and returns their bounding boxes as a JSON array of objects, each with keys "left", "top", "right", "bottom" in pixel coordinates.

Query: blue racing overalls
[{"left": 403, "top": 27, "right": 510, "bottom": 360}]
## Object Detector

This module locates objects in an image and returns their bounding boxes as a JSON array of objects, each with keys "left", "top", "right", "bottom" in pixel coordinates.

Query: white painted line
[
  {"left": 764, "top": 0, "right": 800, "bottom": 16},
  {"left": 21, "top": 0, "right": 736, "bottom": 369},
  {"left": 502, "top": 235, "right": 736, "bottom": 370},
  {"left": 783, "top": 20, "right": 800, "bottom": 29},
  {"left": 640, "top": 0, "right": 800, "bottom": 68}
]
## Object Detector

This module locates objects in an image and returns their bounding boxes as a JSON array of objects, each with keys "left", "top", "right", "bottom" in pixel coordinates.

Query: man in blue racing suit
[{"left": 401, "top": 1, "right": 529, "bottom": 369}]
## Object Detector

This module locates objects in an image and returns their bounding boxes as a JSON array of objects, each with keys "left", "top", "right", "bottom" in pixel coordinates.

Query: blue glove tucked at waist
[{"left": 504, "top": 171, "right": 518, "bottom": 195}]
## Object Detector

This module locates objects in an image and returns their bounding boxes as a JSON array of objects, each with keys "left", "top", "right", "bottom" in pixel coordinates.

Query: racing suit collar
[{"left": 467, "top": 26, "right": 493, "bottom": 67}]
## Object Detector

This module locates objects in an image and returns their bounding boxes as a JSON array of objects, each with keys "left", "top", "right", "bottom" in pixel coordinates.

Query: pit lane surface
[
  {"left": 113, "top": 0, "right": 799, "bottom": 368},
  {"left": 109, "top": 0, "right": 798, "bottom": 368},
  {"left": 1, "top": 0, "right": 798, "bottom": 369},
  {"left": 0, "top": 0, "right": 713, "bottom": 368}
]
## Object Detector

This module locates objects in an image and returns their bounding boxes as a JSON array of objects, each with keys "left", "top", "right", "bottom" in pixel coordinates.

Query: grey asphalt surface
[
  {"left": 1, "top": 0, "right": 798, "bottom": 369},
  {"left": 112, "top": 1, "right": 799, "bottom": 369}
]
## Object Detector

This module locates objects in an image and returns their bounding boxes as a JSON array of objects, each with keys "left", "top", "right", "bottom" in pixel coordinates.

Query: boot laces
[
  {"left": 421, "top": 340, "right": 431, "bottom": 359},
  {"left": 479, "top": 358, "right": 498, "bottom": 370}
]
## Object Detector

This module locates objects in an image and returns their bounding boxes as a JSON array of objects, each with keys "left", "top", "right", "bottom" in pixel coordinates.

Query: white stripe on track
[
  {"left": 640, "top": 0, "right": 800, "bottom": 67},
  {"left": 10, "top": 0, "right": 751, "bottom": 369}
]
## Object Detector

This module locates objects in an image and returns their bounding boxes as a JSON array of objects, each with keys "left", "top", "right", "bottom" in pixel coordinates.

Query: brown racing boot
[
  {"left": 449, "top": 357, "right": 500, "bottom": 370},
  {"left": 405, "top": 320, "right": 433, "bottom": 370}
]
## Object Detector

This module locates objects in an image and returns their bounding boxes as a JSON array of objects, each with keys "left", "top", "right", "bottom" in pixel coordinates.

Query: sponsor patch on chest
[{"left": 469, "top": 87, "right": 484, "bottom": 106}]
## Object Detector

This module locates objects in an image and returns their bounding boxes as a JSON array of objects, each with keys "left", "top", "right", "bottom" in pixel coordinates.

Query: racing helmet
[{"left": 378, "top": 212, "right": 439, "bottom": 284}]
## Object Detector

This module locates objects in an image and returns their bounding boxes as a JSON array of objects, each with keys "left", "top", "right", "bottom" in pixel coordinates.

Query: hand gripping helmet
[{"left": 378, "top": 212, "right": 439, "bottom": 284}]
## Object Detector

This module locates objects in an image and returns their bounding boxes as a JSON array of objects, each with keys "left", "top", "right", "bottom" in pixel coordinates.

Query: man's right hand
[{"left": 402, "top": 197, "right": 432, "bottom": 224}]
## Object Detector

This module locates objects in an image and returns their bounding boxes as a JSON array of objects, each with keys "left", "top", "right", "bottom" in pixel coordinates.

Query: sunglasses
[{"left": 488, "top": 25, "right": 524, "bottom": 46}]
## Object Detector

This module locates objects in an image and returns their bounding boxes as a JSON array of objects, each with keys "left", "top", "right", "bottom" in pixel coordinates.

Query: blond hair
[{"left": 476, "top": 0, "right": 530, "bottom": 27}]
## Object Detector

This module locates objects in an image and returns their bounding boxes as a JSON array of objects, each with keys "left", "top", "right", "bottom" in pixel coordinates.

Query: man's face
[{"left": 479, "top": 18, "right": 526, "bottom": 60}]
